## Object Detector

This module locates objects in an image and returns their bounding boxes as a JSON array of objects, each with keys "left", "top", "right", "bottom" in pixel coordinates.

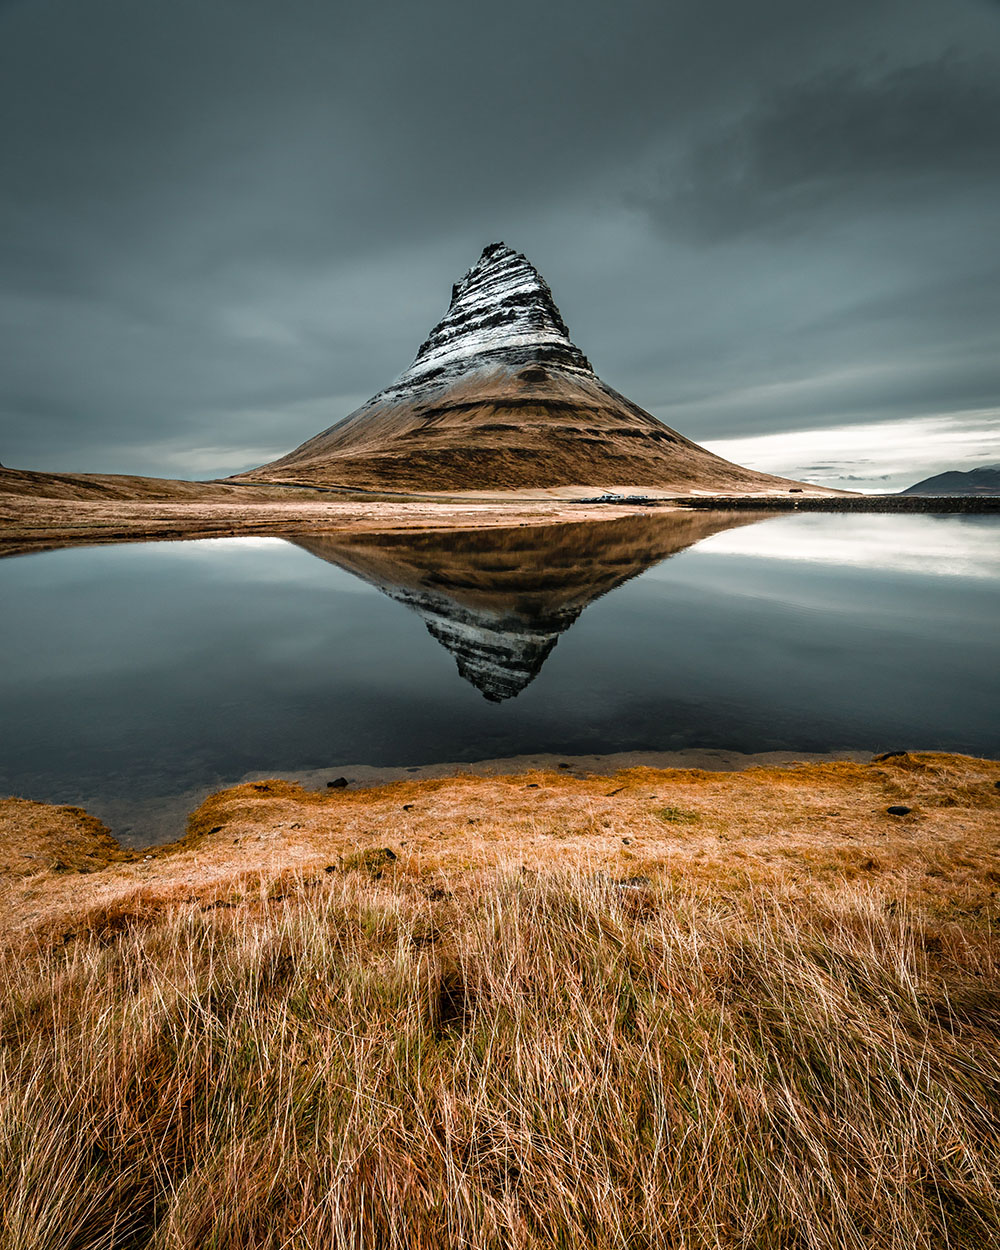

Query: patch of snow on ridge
[{"left": 368, "top": 243, "right": 594, "bottom": 407}]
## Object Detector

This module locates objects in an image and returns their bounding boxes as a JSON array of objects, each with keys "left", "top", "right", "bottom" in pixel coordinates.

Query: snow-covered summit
[{"left": 372, "top": 243, "right": 594, "bottom": 406}]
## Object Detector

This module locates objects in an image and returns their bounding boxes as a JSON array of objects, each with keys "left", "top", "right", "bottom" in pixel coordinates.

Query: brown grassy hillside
[
  {"left": 0, "top": 467, "right": 304, "bottom": 501},
  {"left": 237, "top": 365, "right": 839, "bottom": 494}
]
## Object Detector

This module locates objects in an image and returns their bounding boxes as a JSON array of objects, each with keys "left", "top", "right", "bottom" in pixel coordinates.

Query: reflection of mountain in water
[{"left": 292, "top": 512, "right": 768, "bottom": 701}]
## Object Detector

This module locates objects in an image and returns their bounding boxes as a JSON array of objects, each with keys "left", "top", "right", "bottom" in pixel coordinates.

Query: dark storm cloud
[
  {"left": 639, "top": 54, "right": 1000, "bottom": 240},
  {"left": 0, "top": 0, "right": 998, "bottom": 481}
]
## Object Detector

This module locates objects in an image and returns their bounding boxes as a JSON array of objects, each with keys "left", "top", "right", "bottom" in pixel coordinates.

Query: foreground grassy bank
[{"left": 2, "top": 753, "right": 999, "bottom": 1248}]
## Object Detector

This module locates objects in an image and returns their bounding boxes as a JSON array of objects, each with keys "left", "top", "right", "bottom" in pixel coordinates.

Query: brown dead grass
[
  {"left": 2, "top": 753, "right": 1000, "bottom": 1247},
  {"left": 4, "top": 752, "right": 999, "bottom": 940},
  {"left": 0, "top": 473, "right": 656, "bottom": 558},
  {"left": 0, "top": 798, "right": 134, "bottom": 879}
]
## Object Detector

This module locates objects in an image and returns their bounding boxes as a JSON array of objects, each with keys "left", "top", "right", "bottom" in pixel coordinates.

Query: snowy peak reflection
[{"left": 291, "top": 512, "right": 767, "bottom": 701}]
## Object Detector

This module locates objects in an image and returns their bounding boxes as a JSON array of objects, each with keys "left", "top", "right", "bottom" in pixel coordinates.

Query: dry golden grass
[
  {"left": 0, "top": 481, "right": 623, "bottom": 559},
  {"left": 2, "top": 753, "right": 1000, "bottom": 1247}
]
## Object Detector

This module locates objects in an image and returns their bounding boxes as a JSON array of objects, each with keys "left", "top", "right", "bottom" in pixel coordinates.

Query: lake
[{"left": 1, "top": 510, "right": 998, "bottom": 844}]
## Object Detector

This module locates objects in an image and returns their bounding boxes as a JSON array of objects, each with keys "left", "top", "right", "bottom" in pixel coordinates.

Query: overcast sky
[{"left": 2, "top": 0, "right": 999, "bottom": 490}]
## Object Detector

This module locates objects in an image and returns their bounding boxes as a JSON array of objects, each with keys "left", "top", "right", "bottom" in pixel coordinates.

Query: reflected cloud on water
[{"left": 694, "top": 513, "right": 1000, "bottom": 580}]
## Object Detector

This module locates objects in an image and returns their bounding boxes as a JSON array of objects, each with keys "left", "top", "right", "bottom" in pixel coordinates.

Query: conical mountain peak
[
  {"left": 240, "top": 244, "right": 836, "bottom": 496},
  {"left": 381, "top": 242, "right": 593, "bottom": 403}
]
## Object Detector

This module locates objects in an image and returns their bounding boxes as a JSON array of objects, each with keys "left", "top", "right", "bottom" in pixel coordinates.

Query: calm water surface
[{"left": 1, "top": 511, "right": 997, "bottom": 842}]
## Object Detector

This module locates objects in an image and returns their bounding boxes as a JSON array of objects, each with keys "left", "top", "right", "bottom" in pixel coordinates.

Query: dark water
[{"left": 1, "top": 511, "right": 997, "bottom": 842}]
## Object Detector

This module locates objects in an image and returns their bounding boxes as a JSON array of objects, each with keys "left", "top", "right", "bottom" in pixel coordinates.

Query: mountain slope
[
  {"left": 901, "top": 466, "right": 1000, "bottom": 496},
  {"left": 238, "top": 243, "right": 834, "bottom": 495}
]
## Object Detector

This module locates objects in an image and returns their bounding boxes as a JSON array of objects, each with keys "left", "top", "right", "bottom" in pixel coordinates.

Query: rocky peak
[{"left": 375, "top": 242, "right": 593, "bottom": 404}]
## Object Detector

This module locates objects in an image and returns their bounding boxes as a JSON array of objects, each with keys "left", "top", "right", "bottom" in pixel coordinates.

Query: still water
[{"left": 1, "top": 511, "right": 997, "bottom": 842}]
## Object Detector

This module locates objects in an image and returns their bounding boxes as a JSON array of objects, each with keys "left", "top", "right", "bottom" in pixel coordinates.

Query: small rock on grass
[{"left": 887, "top": 805, "right": 912, "bottom": 816}]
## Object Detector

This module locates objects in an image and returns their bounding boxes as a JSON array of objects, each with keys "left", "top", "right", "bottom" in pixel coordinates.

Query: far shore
[{"left": 1, "top": 466, "right": 997, "bottom": 558}]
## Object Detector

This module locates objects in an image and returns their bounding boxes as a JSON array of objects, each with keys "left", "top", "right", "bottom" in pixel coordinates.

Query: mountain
[
  {"left": 290, "top": 510, "right": 768, "bottom": 701},
  {"left": 901, "top": 466, "right": 1000, "bottom": 496},
  {"left": 238, "top": 243, "right": 830, "bottom": 495}
]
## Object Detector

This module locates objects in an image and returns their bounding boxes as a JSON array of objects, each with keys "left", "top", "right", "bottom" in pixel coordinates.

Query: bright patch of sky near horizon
[
  {"left": 0, "top": 0, "right": 998, "bottom": 488},
  {"left": 705, "top": 410, "right": 1000, "bottom": 491}
]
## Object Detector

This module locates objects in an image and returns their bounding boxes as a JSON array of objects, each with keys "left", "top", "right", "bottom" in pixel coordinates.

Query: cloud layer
[{"left": 0, "top": 0, "right": 998, "bottom": 488}]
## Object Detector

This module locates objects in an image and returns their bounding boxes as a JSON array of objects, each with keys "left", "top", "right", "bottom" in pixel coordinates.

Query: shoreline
[
  {"left": 2, "top": 749, "right": 998, "bottom": 935},
  {"left": 2, "top": 470, "right": 998, "bottom": 559},
  {"left": 49, "top": 746, "right": 877, "bottom": 848},
  {"left": 676, "top": 494, "right": 1000, "bottom": 512},
  {"left": 0, "top": 493, "right": 644, "bottom": 559}
]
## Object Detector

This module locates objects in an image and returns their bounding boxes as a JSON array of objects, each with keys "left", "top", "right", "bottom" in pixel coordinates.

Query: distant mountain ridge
[
  {"left": 901, "top": 466, "right": 1000, "bottom": 496},
  {"left": 237, "top": 243, "right": 836, "bottom": 496}
]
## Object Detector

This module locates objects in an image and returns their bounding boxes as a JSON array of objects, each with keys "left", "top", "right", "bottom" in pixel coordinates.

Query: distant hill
[
  {"left": 236, "top": 243, "right": 839, "bottom": 496},
  {"left": 900, "top": 466, "right": 1000, "bottom": 496}
]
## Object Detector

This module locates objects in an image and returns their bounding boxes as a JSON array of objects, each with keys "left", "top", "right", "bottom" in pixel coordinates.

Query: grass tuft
[
  {"left": 654, "top": 805, "right": 701, "bottom": 823},
  {"left": 2, "top": 869, "right": 1000, "bottom": 1247}
]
